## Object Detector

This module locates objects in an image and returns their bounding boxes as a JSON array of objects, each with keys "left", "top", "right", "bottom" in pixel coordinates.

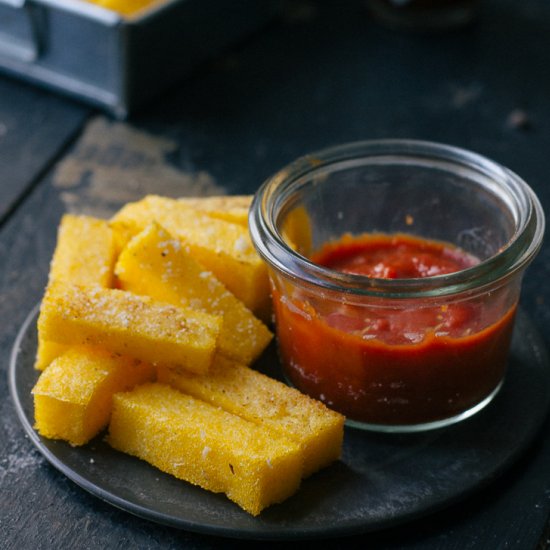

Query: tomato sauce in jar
[{"left": 274, "top": 233, "right": 517, "bottom": 426}]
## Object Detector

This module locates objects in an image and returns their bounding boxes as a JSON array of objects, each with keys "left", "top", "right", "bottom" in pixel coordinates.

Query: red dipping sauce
[{"left": 274, "top": 233, "right": 516, "bottom": 427}]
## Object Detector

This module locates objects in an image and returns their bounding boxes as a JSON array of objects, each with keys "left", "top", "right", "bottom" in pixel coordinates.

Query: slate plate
[{"left": 9, "top": 306, "right": 550, "bottom": 540}]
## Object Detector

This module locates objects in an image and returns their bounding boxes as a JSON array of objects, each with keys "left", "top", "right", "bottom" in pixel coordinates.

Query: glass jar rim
[{"left": 249, "top": 139, "right": 545, "bottom": 299}]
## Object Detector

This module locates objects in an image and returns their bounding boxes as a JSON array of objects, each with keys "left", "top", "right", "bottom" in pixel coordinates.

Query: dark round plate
[{"left": 9, "top": 306, "right": 550, "bottom": 540}]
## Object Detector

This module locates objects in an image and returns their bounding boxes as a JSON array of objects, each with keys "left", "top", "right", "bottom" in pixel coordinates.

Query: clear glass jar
[{"left": 249, "top": 140, "right": 544, "bottom": 432}]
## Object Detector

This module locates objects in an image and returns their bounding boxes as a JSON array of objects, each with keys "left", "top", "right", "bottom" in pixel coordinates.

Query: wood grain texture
[
  {"left": 52, "top": 116, "right": 224, "bottom": 218},
  {"left": 0, "top": 76, "right": 90, "bottom": 226},
  {"left": 1, "top": 0, "right": 550, "bottom": 548}
]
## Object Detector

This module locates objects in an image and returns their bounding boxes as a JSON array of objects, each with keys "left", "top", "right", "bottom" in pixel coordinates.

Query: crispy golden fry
[
  {"left": 280, "top": 205, "right": 313, "bottom": 257},
  {"left": 36, "top": 215, "right": 118, "bottom": 371},
  {"left": 108, "top": 383, "right": 303, "bottom": 516},
  {"left": 177, "top": 195, "right": 252, "bottom": 227},
  {"left": 33, "top": 347, "right": 155, "bottom": 446},
  {"left": 115, "top": 223, "right": 272, "bottom": 365},
  {"left": 110, "top": 195, "right": 270, "bottom": 317},
  {"left": 38, "top": 283, "right": 221, "bottom": 375},
  {"left": 157, "top": 356, "right": 344, "bottom": 478}
]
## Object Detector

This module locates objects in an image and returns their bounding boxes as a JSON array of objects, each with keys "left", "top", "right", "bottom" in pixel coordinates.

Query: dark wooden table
[{"left": 2, "top": 1, "right": 550, "bottom": 548}]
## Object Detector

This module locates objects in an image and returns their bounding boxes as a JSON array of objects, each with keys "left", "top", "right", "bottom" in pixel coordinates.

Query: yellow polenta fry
[
  {"left": 157, "top": 356, "right": 344, "bottom": 478},
  {"left": 280, "top": 205, "right": 313, "bottom": 257},
  {"left": 36, "top": 214, "right": 118, "bottom": 371},
  {"left": 115, "top": 223, "right": 272, "bottom": 365},
  {"left": 177, "top": 195, "right": 252, "bottom": 226},
  {"left": 38, "top": 283, "right": 221, "bottom": 374},
  {"left": 33, "top": 347, "right": 155, "bottom": 446},
  {"left": 47, "top": 214, "right": 117, "bottom": 286},
  {"left": 110, "top": 195, "right": 270, "bottom": 316},
  {"left": 108, "top": 383, "right": 304, "bottom": 516}
]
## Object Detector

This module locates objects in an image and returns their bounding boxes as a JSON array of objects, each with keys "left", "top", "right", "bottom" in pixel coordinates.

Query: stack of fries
[{"left": 32, "top": 195, "right": 344, "bottom": 516}]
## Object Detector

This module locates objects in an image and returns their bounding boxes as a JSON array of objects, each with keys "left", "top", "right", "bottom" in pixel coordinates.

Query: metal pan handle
[{"left": 0, "top": 0, "right": 43, "bottom": 63}]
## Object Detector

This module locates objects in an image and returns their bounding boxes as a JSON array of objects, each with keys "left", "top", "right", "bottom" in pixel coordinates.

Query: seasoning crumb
[{"left": 234, "top": 236, "right": 249, "bottom": 253}]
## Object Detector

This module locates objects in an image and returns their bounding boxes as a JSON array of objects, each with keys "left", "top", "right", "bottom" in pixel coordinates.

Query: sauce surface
[
  {"left": 274, "top": 233, "right": 516, "bottom": 426},
  {"left": 314, "top": 233, "right": 478, "bottom": 279}
]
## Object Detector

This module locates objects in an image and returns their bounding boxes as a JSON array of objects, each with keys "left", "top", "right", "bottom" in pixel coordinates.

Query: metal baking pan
[{"left": 0, "top": 0, "right": 275, "bottom": 117}]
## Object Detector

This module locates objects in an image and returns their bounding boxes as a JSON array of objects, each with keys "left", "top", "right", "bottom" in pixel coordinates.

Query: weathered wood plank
[{"left": 0, "top": 75, "right": 90, "bottom": 225}]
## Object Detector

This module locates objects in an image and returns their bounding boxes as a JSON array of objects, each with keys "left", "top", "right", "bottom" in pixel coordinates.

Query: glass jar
[{"left": 249, "top": 140, "right": 544, "bottom": 432}]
